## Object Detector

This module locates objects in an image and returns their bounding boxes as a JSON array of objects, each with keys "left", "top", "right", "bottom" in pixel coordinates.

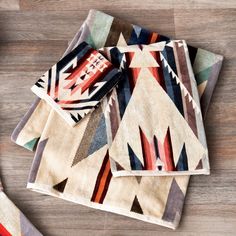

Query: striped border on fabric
[{"left": 91, "top": 151, "right": 112, "bottom": 204}]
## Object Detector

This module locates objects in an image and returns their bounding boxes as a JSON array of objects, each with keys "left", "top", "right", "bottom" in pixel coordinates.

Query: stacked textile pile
[{"left": 11, "top": 9, "right": 223, "bottom": 230}]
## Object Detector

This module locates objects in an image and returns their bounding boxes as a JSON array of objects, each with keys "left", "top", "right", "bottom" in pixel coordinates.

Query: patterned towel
[
  {"left": 11, "top": 9, "right": 223, "bottom": 152},
  {"left": 101, "top": 41, "right": 209, "bottom": 176},
  {"left": 31, "top": 42, "right": 121, "bottom": 126},
  {"left": 0, "top": 178, "right": 42, "bottom": 236},
  {"left": 11, "top": 10, "right": 223, "bottom": 229}
]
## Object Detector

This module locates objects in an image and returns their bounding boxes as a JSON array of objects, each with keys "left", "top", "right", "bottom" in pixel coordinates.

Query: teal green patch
[
  {"left": 195, "top": 66, "right": 212, "bottom": 86},
  {"left": 193, "top": 49, "right": 218, "bottom": 74},
  {"left": 89, "top": 11, "right": 114, "bottom": 48},
  {"left": 23, "top": 137, "right": 40, "bottom": 151},
  {"left": 86, "top": 33, "right": 96, "bottom": 48}
]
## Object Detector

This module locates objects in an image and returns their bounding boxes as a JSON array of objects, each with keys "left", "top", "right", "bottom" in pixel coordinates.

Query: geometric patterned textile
[
  {"left": 0, "top": 178, "right": 42, "bottom": 236},
  {"left": 32, "top": 42, "right": 121, "bottom": 126},
  {"left": 11, "top": 9, "right": 223, "bottom": 229},
  {"left": 11, "top": 9, "right": 223, "bottom": 152},
  {"left": 102, "top": 41, "right": 209, "bottom": 176}
]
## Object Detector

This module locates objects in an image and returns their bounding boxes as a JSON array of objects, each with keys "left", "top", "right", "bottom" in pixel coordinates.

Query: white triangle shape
[
  {"left": 117, "top": 33, "right": 128, "bottom": 46},
  {"left": 129, "top": 50, "right": 159, "bottom": 68}
]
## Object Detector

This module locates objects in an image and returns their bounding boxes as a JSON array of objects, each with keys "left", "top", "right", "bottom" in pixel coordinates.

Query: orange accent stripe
[
  {"left": 139, "top": 127, "right": 155, "bottom": 170},
  {"left": 150, "top": 32, "right": 159, "bottom": 43},
  {"left": 163, "top": 128, "right": 175, "bottom": 171},
  {"left": 132, "top": 68, "right": 141, "bottom": 84},
  {"left": 94, "top": 159, "right": 111, "bottom": 203},
  {"left": 149, "top": 51, "right": 166, "bottom": 89}
]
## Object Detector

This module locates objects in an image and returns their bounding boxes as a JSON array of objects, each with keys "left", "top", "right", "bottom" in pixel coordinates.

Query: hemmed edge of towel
[
  {"left": 27, "top": 182, "right": 179, "bottom": 230},
  {"left": 111, "top": 168, "right": 210, "bottom": 177},
  {"left": 31, "top": 85, "right": 77, "bottom": 127}
]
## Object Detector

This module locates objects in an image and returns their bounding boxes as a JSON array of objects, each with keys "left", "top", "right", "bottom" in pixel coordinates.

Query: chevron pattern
[
  {"left": 31, "top": 42, "right": 121, "bottom": 126},
  {"left": 106, "top": 41, "right": 208, "bottom": 176}
]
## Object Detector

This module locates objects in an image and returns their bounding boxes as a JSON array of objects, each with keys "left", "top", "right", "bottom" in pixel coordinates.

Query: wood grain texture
[
  {"left": 19, "top": 0, "right": 236, "bottom": 10},
  {"left": 0, "top": 0, "right": 19, "bottom": 10},
  {"left": 0, "top": 1, "right": 236, "bottom": 235}
]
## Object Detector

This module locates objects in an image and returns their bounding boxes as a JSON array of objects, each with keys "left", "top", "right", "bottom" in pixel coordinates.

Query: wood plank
[
  {"left": 173, "top": 0, "right": 236, "bottom": 9},
  {"left": 19, "top": 0, "right": 236, "bottom": 11},
  {"left": 103, "top": 204, "right": 236, "bottom": 234},
  {"left": 20, "top": 0, "right": 174, "bottom": 11},
  {"left": 174, "top": 9, "right": 236, "bottom": 43},
  {"left": 0, "top": 0, "right": 19, "bottom": 10},
  {"left": 0, "top": 41, "right": 68, "bottom": 72},
  {"left": 0, "top": 10, "right": 175, "bottom": 41}
]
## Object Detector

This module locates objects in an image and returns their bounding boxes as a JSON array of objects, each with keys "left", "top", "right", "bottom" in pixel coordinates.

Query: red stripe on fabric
[
  {"left": 91, "top": 152, "right": 111, "bottom": 203},
  {"left": 128, "top": 67, "right": 141, "bottom": 92},
  {"left": 54, "top": 48, "right": 94, "bottom": 99},
  {"left": 139, "top": 127, "right": 155, "bottom": 170},
  {"left": 148, "top": 51, "right": 166, "bottom": 90},
  {"left": 0, "top": 224, "right": 12, "bottom": 236},
  {"left": 149, "top": 32, "right": 159, "bottom": 44},
  {"left": 64, "top": 48, "right": 95, "bottom": 83},
  {"left": 163, "top": 127, "right": 175, "bottom": 171},
  {"left": 99, "top": 169, "right": 112, "bottom": 204},
  {"left": 63, "top": 52, "right": 112, "bottom": 96},
  {"left": 73, "top": 63, "right": 112, "bottom": 95}
]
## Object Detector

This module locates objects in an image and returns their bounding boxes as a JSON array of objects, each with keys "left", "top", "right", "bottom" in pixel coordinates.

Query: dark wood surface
[{"left": 0, "top": 1, "right": 236, "bottom": 235}]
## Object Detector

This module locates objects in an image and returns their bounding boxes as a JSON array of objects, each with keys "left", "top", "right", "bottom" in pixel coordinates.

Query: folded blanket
[
  {"left": 11, "top": 9, "right": 223, "bottom": 152},
  {"left": 27, "top": 111, "right": 189, "bottom": 229},
  {"left": 101, "top": 41, "right": 209, "bottom": 176},
  {"left": 11, "top": 9, "right": 223, "bottom": 229},
  {"left": 0, "top": 178, "right": 42, "bottom": 236},
  {"left": 31, "top": 42, "right": 121, "bottom": 126}
]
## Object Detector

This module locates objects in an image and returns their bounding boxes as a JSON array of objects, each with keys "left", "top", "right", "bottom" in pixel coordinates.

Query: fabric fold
[
  {"left": 31, "top": 42, "right": 121, "bottom": 126},
  {"left": 11, "top": 9, "right": 223, "bottom": 229},
  {"left": 101, "top": 41, "right": 210, "bottom": 176},
  {"left": 0, "top": 178, "right": 42, "bottom": 236}
]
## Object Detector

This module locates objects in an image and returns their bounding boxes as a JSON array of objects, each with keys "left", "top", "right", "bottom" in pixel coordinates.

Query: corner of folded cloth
[
  {"left": 99, "top": 40, "right": 210, "bottom": 177},
  {"left": 0, "top": 175, "right": 42, "bottom": 235},
  {"left": 31, "top": 41, "right": 122, "bottom": 127}
]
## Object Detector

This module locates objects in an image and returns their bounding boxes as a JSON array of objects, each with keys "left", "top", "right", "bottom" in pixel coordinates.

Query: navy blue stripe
[
  {"left": 176, "top": 143, "right": 188, "bottom": 171},
  {"left": 162, "top": 47, "right": 184, "bottom": 117},
  {"left": 128, "top": 143, "right": 143, "bottom": 170}
]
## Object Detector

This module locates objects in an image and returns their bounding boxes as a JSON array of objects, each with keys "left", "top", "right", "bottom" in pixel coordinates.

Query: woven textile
[
  {"left": 11, "top": 10, "right": 223, "bottom": 229},
  {"left": 11, "top": 9, "right": 223, "bottom": 152},
  {"left": 31, "top": 42, "right": 121, "bottom": 126},
  {"left": 101, "top": 41, "right": 209, "bottom": 176},
  {"left": 0, "top": 178, "right": 42, "bottom": 236}
]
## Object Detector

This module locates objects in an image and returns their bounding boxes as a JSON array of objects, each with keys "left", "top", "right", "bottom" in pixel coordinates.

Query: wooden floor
[{"left": 0, "top": 1, "right": 236, "bottom": 235}]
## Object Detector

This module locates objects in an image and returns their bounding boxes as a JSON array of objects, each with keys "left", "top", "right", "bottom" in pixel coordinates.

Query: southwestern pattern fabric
[
  {"left": 11, "top": 9, "right": 223, "bottom": 152},
  {"left": 102, "top": 41, "right": 209, "bottom": 176},
  {"left": 32, "top": 42, "right": 121, "bottom": 126},
  {"left": 10, "top": 9, "right": 223, "bottom": 230},
  {"left": 0, "top": 178, "right": 42, "bottom": 236}
]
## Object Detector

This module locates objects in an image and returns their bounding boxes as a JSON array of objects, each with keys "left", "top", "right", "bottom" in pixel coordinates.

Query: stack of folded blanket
[{"left": 10, "top": 9, "right": 223, "bottom": 230}]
